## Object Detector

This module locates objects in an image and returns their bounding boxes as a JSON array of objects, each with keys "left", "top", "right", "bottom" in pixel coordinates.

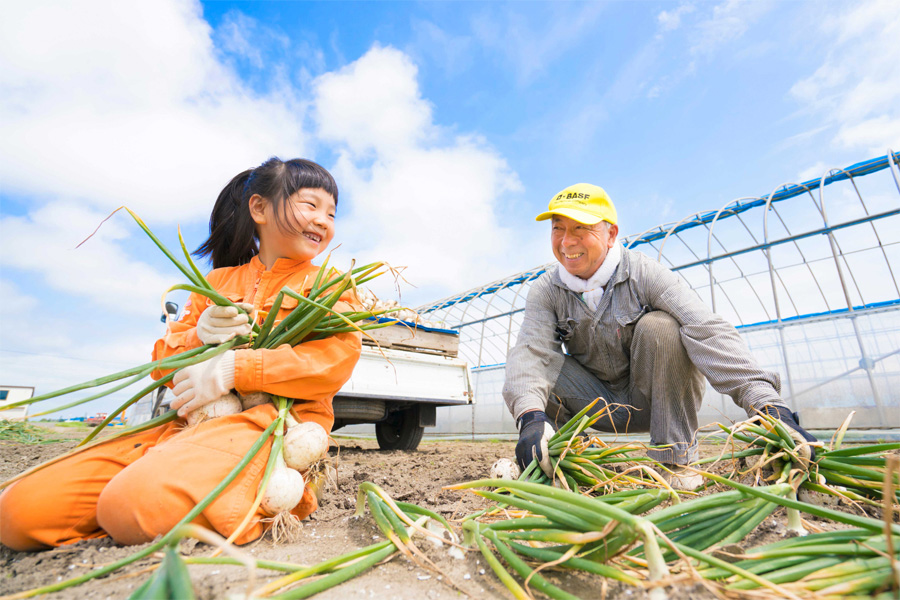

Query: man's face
[{"left": 551, "top": 215, "right": 619, "bottom": 279}]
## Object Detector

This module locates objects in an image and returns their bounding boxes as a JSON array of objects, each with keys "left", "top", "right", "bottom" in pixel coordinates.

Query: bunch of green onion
[
  {"left": 0, "top": 207, "right": 401, "bottom": 464},
  {"left": 697, "top": 528, "right": 897, "bottom": 596},
  {"left": 708, "top": 413, "right": 900, "bottom": 508},
  {"left": 517, "top": 399, "right": 673, "bottom": 495}
]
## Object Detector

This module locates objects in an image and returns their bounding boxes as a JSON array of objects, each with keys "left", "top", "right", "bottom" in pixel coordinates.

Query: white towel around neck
[{"left": 557, "top": 242, "right": 622, "bottom": 311}]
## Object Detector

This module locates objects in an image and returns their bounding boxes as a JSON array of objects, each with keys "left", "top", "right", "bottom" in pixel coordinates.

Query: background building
[{"left": 0, "top": 386, "right": 33, "bottom": 420}]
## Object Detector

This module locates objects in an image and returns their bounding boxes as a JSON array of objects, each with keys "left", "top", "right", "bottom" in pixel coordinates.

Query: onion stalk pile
[
  {"left": 249, "top": 482, "right": 458, "bottom": 599},
  {"left": 517, "top": 399, "right": 675, "bottom": 495},
  {"left": 5, "top": 425, "right": 899, "bottom": 599},
  {"left": 705, "top": 412, "right": 900, "bottom": 510},
  {"left": 696, "top": 528, "right": 897, "bottom": 596}
]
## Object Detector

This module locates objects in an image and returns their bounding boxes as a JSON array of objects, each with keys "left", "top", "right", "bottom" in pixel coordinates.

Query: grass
[{"left": 0, "top": 420, "right": 67, "bottom": 444}]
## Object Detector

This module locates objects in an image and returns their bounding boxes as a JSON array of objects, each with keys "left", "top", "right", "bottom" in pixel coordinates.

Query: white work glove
[
  {"left": 196, "top": 303, "right": 254, "bottom": 345},
  {"left": 171, "top": 351, "right": 236, "bottom": 418}
]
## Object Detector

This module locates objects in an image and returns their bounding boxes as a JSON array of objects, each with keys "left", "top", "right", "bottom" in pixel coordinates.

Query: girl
[{"left": 0, "top": 158, "right": 362, "bottom": 550}]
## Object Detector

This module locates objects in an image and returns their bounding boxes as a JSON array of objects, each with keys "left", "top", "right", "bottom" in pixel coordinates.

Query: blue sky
[{"left": 1, "top": 0, "right": 898, "bottom": 416}]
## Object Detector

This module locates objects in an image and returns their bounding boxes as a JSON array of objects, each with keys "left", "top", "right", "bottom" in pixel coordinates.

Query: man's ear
[
  {"left": 248, "top": 194, "right": 267, "bottom": 225},
  {"left": 608, "top": 223, "right": 619, "bottom": 246}
]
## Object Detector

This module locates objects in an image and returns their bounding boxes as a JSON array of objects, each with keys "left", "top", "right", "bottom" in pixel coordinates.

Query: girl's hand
[
  {"left": 197, "top": 303, "right": 254, "bottom": 345},
  {"left": 171, "top": 351, "right": 236, "bottom": 417}
]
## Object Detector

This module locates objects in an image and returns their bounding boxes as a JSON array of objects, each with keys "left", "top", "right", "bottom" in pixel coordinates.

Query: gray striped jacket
[{"left": 502, "top": 247, "right": 783, "bottom": 420}]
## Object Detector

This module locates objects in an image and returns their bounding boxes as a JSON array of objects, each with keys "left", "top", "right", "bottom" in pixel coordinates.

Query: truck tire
[{"left": 375, "top": 406, "right": 424, "bottom": 451}]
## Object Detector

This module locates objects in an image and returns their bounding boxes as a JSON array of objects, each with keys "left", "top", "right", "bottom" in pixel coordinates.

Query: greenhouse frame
[{"left": 418, "top": 151, "right": 900, "bottom": 438}]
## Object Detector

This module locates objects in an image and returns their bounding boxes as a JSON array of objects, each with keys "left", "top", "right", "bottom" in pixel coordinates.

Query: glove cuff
[
  {"left": 762, "top": 404, "right": 818, "bottom": 445},
  {"left": 218, "top": 351, "right": 236, "bottom": 392},
  {"left": 517, "top": 410, "right": 552, "bottom": 432},
  {"left": 761, "top": 404, "right": 797, "bottom": 426}
]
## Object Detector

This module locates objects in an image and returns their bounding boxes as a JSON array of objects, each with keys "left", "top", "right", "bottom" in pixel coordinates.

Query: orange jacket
[{"left": 152, "top": 255, "right": 362, "bottom": 431}]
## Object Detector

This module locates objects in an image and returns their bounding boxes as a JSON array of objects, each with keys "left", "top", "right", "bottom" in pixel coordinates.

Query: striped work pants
[{"left": 546, "top": 311, "right": 705, "bottom": 465}]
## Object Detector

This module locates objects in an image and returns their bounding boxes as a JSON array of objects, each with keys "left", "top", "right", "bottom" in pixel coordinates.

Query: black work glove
[
  {"left": 515, "top": 410, "right": 557, "bottom": 476},
  {"left": 762, "top": 405, "right": 819, "bottom": 461}
]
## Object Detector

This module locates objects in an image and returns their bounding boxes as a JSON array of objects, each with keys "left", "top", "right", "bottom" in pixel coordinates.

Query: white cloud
[
  {"left": 471, "top": 3, "right": 607, "bottom": 85},
  {"left": 0, "top": 0, "right": 309, "bottom": 224},
  {"left": 313, "top": 46, "right": 523, "bottom": 300},
  {"left": 604, "top": 0, "right": 770, "bottom": 108},
  {"left": 657, "top": 3, "right": 696, "bottom": 32},
  {"left": 0, "top": 202, "right": 174, "bottom": 317},
  {"left": 314, "top": 46, "right": 435, "bottom": 156},
  {"left": 0, "top": 331, "right": 163, "bottom": 417},
  {"left": 689, "top": 0, "right": 773, "bottom": 58},
  {"left": 796, "top": 161, "right": 829, "bottom": 184},
  {"left": 789, "top": 0, "right": 900, "bottom": 153},
  {"left": 408, "top": 19, "right": 474, "bottom": 76},
  {"left": 215, "top": 10, "right": 289, "bottom": 69},
  {"left": 0, "top": 279, "right": 37, "bottom": 316},
  {"left": 835, "top": 117, "right": 900, "bottom": 152}
]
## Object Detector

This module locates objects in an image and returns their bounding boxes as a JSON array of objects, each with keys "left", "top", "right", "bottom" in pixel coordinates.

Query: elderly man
[{"left": 502, "top": 183, "right": 817, "bottom": 489}]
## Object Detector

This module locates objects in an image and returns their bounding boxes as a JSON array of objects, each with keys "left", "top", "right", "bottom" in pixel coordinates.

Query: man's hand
[
  {"left": 515, "top": 410, "right": 557, "bottom": 477},
  {"left": 196, "top": 303, "right": 253, "bottom": 345},
  {"left": 171, "top": 351, "right": 236, "bottom": 417},
  {"left": 762, "top": 404, "right": 819, "bottom": 461}
]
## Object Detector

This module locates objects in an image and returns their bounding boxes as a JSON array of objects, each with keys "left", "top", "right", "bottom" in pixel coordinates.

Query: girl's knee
[
  {"left": 0, "top": 482, "right": 49, "bottom": 551},
  {"left": 96, "top": 466, "right": 164, "bottom": 545}
]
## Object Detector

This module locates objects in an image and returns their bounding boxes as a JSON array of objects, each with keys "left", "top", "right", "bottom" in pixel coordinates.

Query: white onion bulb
[
  {"left": 185, "top": 393, "right": 242, "bottom": 427},
  {"left": 490, "top": 458, "right": 521, "bottom": 481},
  {"left": 239, "top": 391, "right": 272, "bottom": 410},
  {"left": 260, "top": 460, "right": 306, "bottom": 516},
  {"left": 283, "top": 422, "right": 329, "bottom": 472}
]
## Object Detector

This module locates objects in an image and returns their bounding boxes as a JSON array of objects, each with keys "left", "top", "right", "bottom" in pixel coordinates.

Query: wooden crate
[{"left": 361, "top": 323, "right": 459, "bottom": 357}]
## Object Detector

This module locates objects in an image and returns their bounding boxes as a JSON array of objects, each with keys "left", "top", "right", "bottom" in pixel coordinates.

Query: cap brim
[{"left": 535, "top": 207, "right": 605, "bottom": 225}]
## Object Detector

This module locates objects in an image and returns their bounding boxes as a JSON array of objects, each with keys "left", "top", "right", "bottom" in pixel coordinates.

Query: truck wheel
[{"left": 375, "top": 407, "right": 424, "bottom": 451}]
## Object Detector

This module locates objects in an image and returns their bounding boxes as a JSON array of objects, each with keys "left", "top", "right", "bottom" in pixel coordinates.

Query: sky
[{"left": 1, "top": 0, "right": 898, "bottom": 417}]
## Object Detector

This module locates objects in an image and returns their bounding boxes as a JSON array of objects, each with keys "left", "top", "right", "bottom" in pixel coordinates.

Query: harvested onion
[
  {"left": 239, "top": 391, "right": 272, "bottom": 411},
  {"left": 489, "top": 458, "right": 521, "bottom": 480},
  {"left": 283, "top": 421, "right": 329, "bottom": 472},
  {"left": 260, "top": 457, "right": 306, "bottom": 516},
  {"left": 185, "top": 392, "right": 242, "bottom": 427}
]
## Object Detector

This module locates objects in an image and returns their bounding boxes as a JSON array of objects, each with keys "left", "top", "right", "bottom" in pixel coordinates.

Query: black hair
[{"left": 195, "top": 157, "right": 339, "bottom": 269}]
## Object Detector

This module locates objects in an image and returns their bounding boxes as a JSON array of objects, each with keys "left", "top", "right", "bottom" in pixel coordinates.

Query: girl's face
[{"left": 251, "top": 188, "right": 336, "bottom": 267}]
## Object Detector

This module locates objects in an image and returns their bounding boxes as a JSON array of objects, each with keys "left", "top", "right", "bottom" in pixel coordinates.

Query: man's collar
[{"left": 549, "top": 245, "right": 631, "bottom": 290}]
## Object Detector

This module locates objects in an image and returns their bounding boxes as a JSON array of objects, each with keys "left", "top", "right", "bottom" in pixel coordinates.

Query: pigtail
[{"left": 194, "top": 169, "right": 258, "bottom": 269}]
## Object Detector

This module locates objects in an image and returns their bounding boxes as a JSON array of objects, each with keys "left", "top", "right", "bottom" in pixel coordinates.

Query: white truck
[
  {"left": 332, "top": 323, "right": 472, "bottom": 449},
  {"left": 130, "top": 312, "right": 473, "bottom": 451}
]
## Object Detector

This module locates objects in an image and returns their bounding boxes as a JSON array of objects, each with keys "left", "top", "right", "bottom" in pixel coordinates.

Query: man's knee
[
  {"left": 633, "top": 311, "right": 681, "bottom": 348},
  {"left": 631, "top": 311, "right": 704, "bottom": 399},
  {"left": 633, "top": 311, "right": 698, "bottom": 373}
]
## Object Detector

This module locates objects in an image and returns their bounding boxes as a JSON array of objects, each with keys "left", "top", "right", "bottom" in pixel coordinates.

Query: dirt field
[{"left": 0, "top": 425, "right": 887, "bottom": 600}]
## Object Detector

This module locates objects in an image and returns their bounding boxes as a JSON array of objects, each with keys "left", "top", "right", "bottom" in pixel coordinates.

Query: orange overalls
[{"left": 0, "top": 256, "right": 361, "bottom": 551}]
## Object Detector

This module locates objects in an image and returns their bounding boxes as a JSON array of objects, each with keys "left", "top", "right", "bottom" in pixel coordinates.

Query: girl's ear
[{"left": 248, "top": 194, "right": 267, "bottom": 225}]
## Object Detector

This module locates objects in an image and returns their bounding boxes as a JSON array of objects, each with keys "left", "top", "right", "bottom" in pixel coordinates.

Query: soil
[{"left": 0, "top": 426, "right": 891, "bottom": 600}]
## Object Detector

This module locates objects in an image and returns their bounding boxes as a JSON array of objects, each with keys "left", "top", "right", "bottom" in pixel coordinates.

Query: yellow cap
[{"left": 535, "top": 183, "right": 617, "bottom": 225}]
